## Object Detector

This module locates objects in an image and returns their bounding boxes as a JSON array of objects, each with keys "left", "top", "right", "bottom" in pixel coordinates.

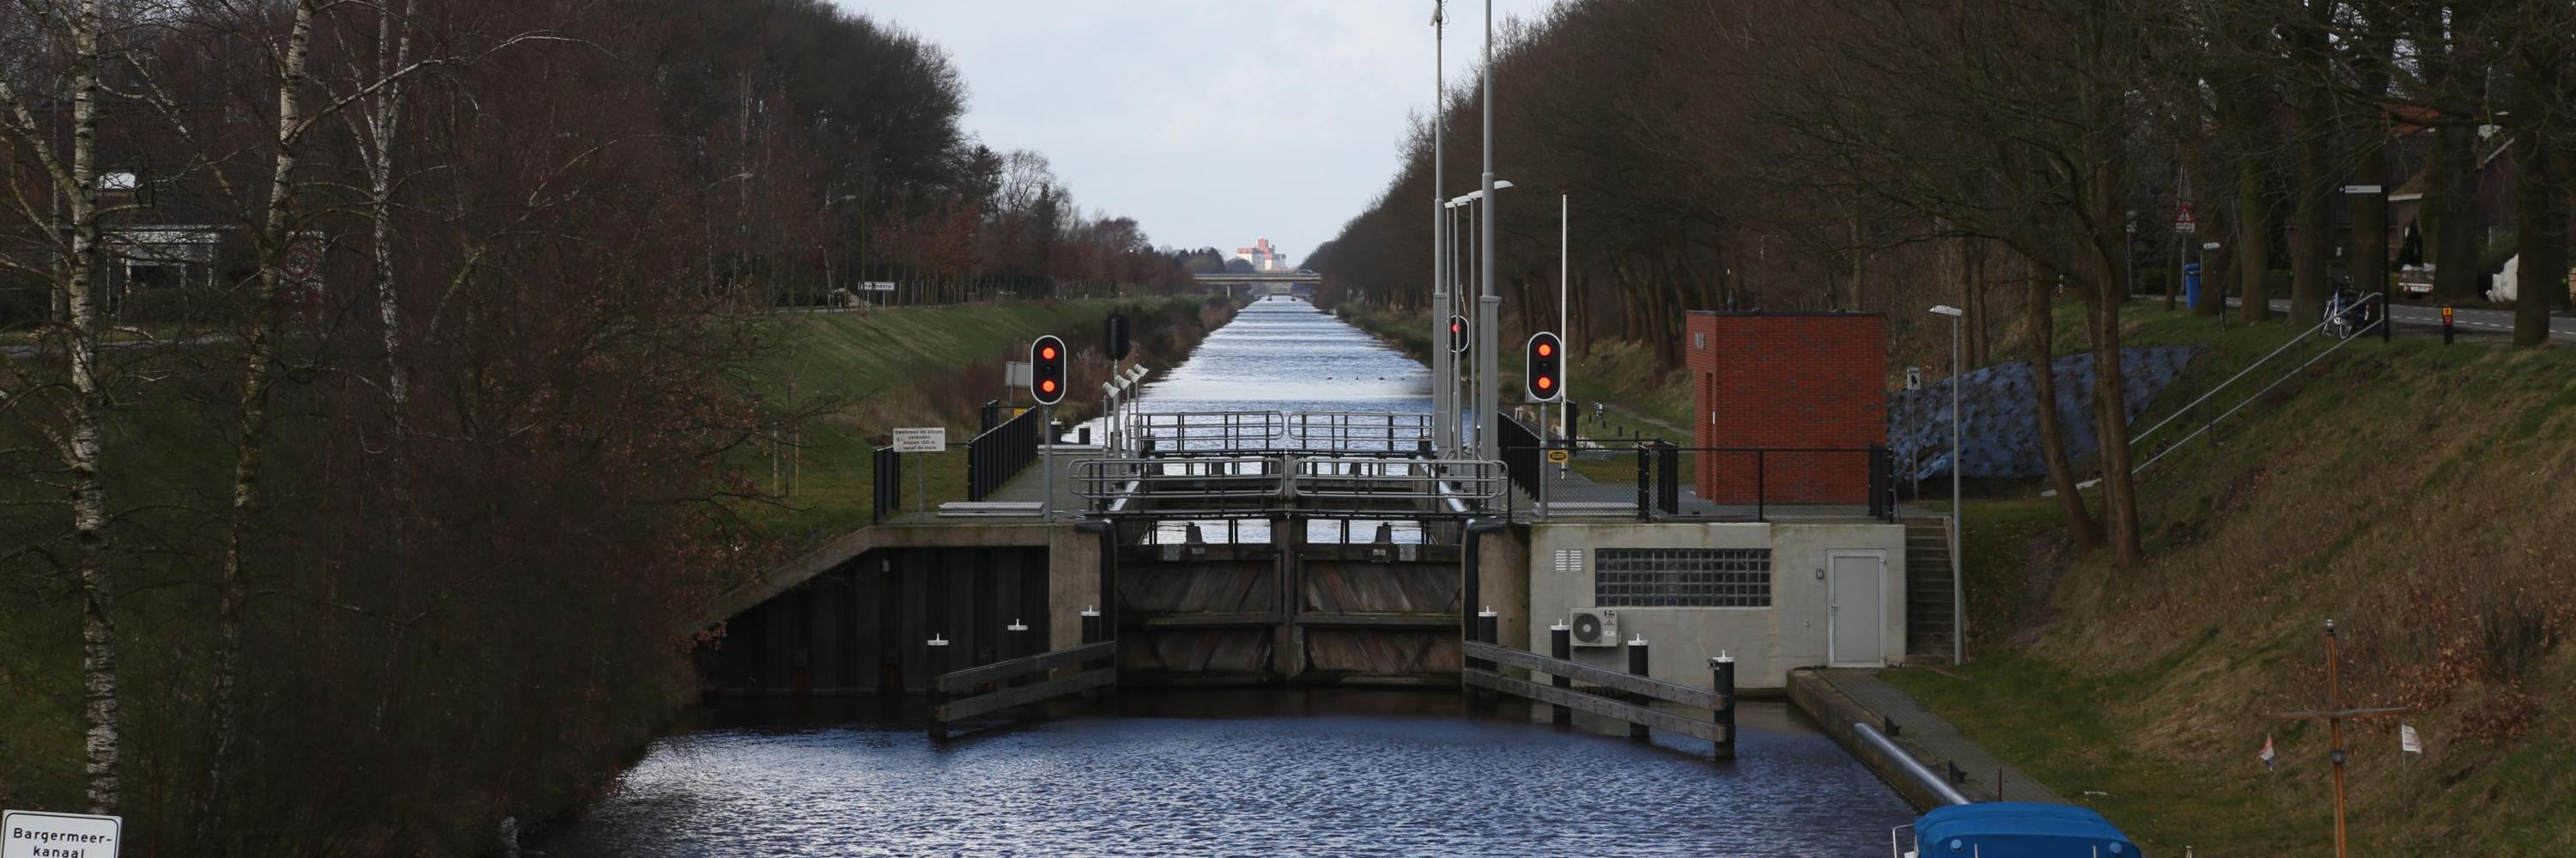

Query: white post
[
  {"left": 1949, "top": 312, "right": 1964, "bottom": 665},
  {"left": 1559, "top": 191, "right": 1571, "bottom": 447}
]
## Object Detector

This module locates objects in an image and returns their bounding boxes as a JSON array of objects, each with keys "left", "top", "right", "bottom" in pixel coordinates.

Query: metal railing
[
  {"left": 872, "top": 446, "right": 901, "bottom": 522},
  {"left": 1286, "top": 411, "right": 1432, "bottom": 453},
  {"left": 1069, "top": 454, "right": 1508, "bottom": 514},
  {"left": 1292, "top": 457, "right": 1508, "bottom": 502},
  {"left": 1134, "top": 411, "right": 1285, "bottom": 453},
  {"left": 1503, "top": 435, "right": 1896, "bottom": 521},
  {"left": 2130, "top": 292, "right": 2385, "bottom": 477},
  {"left": 966, "top": 405, "right": 1041, "bottom": 502}
]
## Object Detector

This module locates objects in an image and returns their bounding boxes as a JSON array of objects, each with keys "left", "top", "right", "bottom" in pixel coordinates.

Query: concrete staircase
[{"left": 1902, "top": 517, "right": 1957, "bottom": 664}]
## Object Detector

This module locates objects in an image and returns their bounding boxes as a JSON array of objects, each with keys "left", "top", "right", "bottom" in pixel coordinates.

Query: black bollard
[
  {"left": 1005, "top": 618, "right": 1030, "bottom": 688},
  {"left": 1710, "top": 653, "right": 1736, "bottom": 760},
  {"left": 1626, "top": 636, "right": 1650, "bottom": 741},
  {"left": 1550, "top": 621, "right": 1573, "bottom": 727},
  {"left": 1079, "top": 606, "right": 1104, "bottom": 699},
  {"left": 926, "top": 635, "right": 951, "bottom": 742},
  {"left": 1474, "top": 608, "right": 1499, "bottom": 702}
]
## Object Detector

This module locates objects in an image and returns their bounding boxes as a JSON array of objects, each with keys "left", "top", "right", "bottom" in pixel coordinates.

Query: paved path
[
  {"left": 1816, "top": 668, "right": 2066, "bottom": 805},
  {"left": 2227, "top": 296, "right": 2576, "bottom": 342}
]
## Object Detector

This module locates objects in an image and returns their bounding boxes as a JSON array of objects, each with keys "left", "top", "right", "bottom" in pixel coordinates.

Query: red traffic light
[
  {"left": 1536, "top": 342, "right": 1552, "bottom": 357},
  {"left": 1524, "top": 332, "right": 1562, "bottom": 402},
  {"left": 1030, "top": 335, "right": 1067, "bottom": 405},
  {"left": 1536, "top": 375, "right": 1553, "bottom": 390}
]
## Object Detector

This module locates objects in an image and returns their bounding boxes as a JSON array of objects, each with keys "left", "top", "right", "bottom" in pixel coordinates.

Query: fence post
[
  {"left": 926, "top": 635, "right": 951, "bottom": 742},
  {"left": 1550, "top": 621, "right": 1573, "bottom": 727},
  {"left": 1635, "top": 443, "right": 1651, "bottom": 521},
  {"left": 1755, "top": 450, "right": 1767, "bottom": 521},
  {"left": 1626, "top": 636, "right": 1651, "bottom": 741},
  {"left": 1710, "top": 652, "right": 1737, "bottom": 760}
]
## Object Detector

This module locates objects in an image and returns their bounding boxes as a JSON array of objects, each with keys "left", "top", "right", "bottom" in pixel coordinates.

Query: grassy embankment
[
  {"left": 1351, "top": 297, "right": 2574, "bottom": 853},
  {"left": 739, "top": 295, "right": 1229, "bottom": 543},
  {"left": 1888, "top": 306, "right": 2576, "bottom": 855}
]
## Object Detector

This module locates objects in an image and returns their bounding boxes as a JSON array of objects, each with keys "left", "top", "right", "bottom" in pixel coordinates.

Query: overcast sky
[{"left": 836, "top": 0, "right": 1559, "bottom": 265}]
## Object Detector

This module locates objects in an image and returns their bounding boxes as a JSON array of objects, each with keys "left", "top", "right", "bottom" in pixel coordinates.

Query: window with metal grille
[{"left": 1592, "top": 548, "right": 1771, "bottom": 608}]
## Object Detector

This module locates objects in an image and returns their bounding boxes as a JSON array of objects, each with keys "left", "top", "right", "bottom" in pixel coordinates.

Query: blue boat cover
[
  {"left": 1886, "top": 347, "right": 2201, "bottom": 481},
  {"left": 1914, "top": 802, "right": 2143, "bottom": 857}
]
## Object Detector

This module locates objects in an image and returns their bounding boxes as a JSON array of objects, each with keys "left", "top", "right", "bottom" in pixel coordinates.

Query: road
[{"left": 2226, "top": 297, "right": 2576, "bottom": 343}]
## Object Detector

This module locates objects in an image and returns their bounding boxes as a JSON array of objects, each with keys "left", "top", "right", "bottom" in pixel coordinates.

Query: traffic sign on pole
[{"left": 3, "top": 809, "right": 120, "bottom": 858}]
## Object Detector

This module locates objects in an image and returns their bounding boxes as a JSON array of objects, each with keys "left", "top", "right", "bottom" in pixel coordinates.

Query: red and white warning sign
[{"left": 2172, "top": 203, "right": 2196, "bottom": 234}]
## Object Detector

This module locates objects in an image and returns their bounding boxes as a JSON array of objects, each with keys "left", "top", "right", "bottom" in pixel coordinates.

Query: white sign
[
  {"left": 2202, "top": 241, "right": 2223, "bottom": 251},
  {"left": 3, "top": 810, "right": 120, "bottom": 858},
  {"left": 2400, "top": 723, "right": 2422, "bottom": 754},
  {"left": 1005, "top": 362, "right": 1031, "bottom": 388},
  {"left": 1905, "top": 367, "right": 1923, "bottom": 391},
  {"left": 890, "top": 427, "right": 945, "bottom": 453},
  {"left": 2342, "top": 185, "right": 2384, "bottom": 195}
]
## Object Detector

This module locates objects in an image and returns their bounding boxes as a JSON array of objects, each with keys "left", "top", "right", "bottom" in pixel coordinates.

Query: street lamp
[
  {"left": 1431, "top": 1, "right": 1449, "bottom": 459},
  {"left": 1928, "top": 304, "right": 1965, "bottom": 665},
  {"left": 1447, "top": 180, "right": 1513, "bottom": 456}
]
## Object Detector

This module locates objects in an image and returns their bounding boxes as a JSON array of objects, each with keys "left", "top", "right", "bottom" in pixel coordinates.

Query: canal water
[{"left": 533, "top": 298, "right": 1917, "bottom": 855}]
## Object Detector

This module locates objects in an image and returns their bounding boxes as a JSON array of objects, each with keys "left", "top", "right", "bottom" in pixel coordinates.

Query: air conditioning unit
[{"left": 1569, "top": 608, "right": 1620, "bottom": 648}]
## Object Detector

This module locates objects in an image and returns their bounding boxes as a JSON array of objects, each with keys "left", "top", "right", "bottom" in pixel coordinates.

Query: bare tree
[{"left": 0, "top": 0, "right": 121, "bottom": 814}]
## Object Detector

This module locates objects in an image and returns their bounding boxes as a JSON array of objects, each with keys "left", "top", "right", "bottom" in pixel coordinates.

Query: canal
[{"left": 533, "top": 298, "right": 1917, "bottom": 855}]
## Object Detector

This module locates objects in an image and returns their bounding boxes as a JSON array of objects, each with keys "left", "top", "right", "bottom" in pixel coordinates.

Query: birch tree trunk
[{"left": 202, "top": 0, "right": 316, "bottom": 838}]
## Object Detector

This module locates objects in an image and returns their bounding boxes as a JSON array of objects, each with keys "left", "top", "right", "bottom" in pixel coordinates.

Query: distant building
[{"left": 1233, "top": 238, "right": 1288, "bottom": 272}]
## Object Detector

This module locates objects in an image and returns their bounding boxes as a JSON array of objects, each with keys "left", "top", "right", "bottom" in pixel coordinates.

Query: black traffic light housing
[
  {"left": 1104, "top": 313, "right": 1131, "bottom": 361},
  {"left": 1031, "top": 335, "right": 1067, "bottom": 405},
  {"left": 1449, "top": 314, "right": 1469, "bottom": 353},
  {"left": 1524, "top": 332, "right": 1562, "bottom": 402}
]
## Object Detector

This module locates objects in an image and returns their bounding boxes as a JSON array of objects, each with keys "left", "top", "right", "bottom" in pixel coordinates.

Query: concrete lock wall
[{"left": 1524, "top": 520, "right": 1907, "bottom": 690}]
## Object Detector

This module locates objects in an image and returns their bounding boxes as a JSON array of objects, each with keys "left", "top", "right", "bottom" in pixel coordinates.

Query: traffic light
[
  {"left": 1031, "top": 335, "right": 1067, "bottom": 405},
  {"left": 1104, "top": 313, "right": 1131, "bottom": 361},
  {"left": 1524, "top": 332, "right": 1562, "bottom": 402},
  {"left": 1449, "top": 314, "right": 1469, "bottom": 353}
]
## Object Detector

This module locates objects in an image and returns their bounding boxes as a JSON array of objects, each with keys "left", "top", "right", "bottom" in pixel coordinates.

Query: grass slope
[{"left": 1892, "top": 307, "right": 2576, "bottom": 855}]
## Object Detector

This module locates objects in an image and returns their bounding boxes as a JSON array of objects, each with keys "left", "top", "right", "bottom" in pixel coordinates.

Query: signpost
[
  {"left": 893, "top": 427, "right": 945, "bottom": 513},
  {"left": 2267, "top": 619, "right": 2407, "bottom": 858},
  {"left": 3, "top": 809, "right": 120, "bottom": 858}
]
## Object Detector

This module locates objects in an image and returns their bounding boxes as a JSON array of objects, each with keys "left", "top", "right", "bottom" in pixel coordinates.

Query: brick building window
[{"left": 1593, "top": 548, "right": 1771, "bottom": 608}]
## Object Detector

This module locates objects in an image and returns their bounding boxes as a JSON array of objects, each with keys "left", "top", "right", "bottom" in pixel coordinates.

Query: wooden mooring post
[
  {"left": 926, "top": 635, "right": 951, "bottom": 742},
  {"left": 1626, "top": 636, "right": 1651, "bottom": 741},
  {"left": 1460, "top": 640, "right": 1734, "bottom": 758},
  {"left": 1549, "top": 621, "right": 1573, "bottom": 727}
]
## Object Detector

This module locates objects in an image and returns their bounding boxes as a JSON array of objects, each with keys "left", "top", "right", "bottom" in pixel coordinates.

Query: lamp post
[
  {"left": 1431, "top": 1, "right": 1449, "bottom": 459},
  {"left": 1929, "top": 304, "right": 1965, "bottom": 665},
  {"left": 1451, "top": 180, "right": 1511, "bottom": 457},
  {"left": 1476, "top": 0, "right": 1499, "bottom": 464}
]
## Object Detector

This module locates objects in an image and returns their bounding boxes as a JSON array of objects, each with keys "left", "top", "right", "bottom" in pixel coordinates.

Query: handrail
[
  {"left": 1855, "top": 721, "right": 1973, "bottom": 806},
  {"left": 1293, "top": 457, "right": 1510, "bottom": 501},
  {"left": 1070, "top": 457, "right": 1283, "bottom": 502},
  {"left": 1286, "top": 411, "right": 1432, "bottom": 452},
  {"left": 1135, "top": 411, "right": 1285, "bottom": 452},
  {"left": 2132, "top": 295, "right": 2385, "bottom": 476},
  {"left": 2132, "top": 292, "right": 2381, "bottom": 447}
]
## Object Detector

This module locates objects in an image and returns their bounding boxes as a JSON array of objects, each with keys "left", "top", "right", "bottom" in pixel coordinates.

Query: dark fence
[
  {"left": 1671, "top": 445, "right": 1895, "bottom": 520},
  {"left": 1514, "top": 437, "right": 1897, "bottom": 522},
  {"left": 872, "top": 446, "right": 902, "bottom": 522},
  {"left": 1497, "top": 411, "right": 1544, "bottom": 497},
  {"left": 967, "top": 405, "right": 1042, "bottom": 502}
]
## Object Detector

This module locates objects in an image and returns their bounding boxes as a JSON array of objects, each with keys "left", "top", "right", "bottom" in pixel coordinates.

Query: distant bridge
[{"left": 1192, "top": 271, "right": 1321, "bottom": 298}]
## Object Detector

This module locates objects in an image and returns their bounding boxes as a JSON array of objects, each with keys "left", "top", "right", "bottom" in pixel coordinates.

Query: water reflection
[{"left": 535, "top": 690, "right": 1915, "bottom": 856}]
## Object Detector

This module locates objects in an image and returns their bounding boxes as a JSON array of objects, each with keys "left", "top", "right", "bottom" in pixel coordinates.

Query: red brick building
[{"left": 1685, "top": 312, "right": 1887, "bottom": 506}]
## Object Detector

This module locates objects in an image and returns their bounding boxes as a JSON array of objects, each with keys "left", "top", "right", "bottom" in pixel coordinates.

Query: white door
[{"left": 1827, "top": 551, "right": 1886, "bottom": 667}]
